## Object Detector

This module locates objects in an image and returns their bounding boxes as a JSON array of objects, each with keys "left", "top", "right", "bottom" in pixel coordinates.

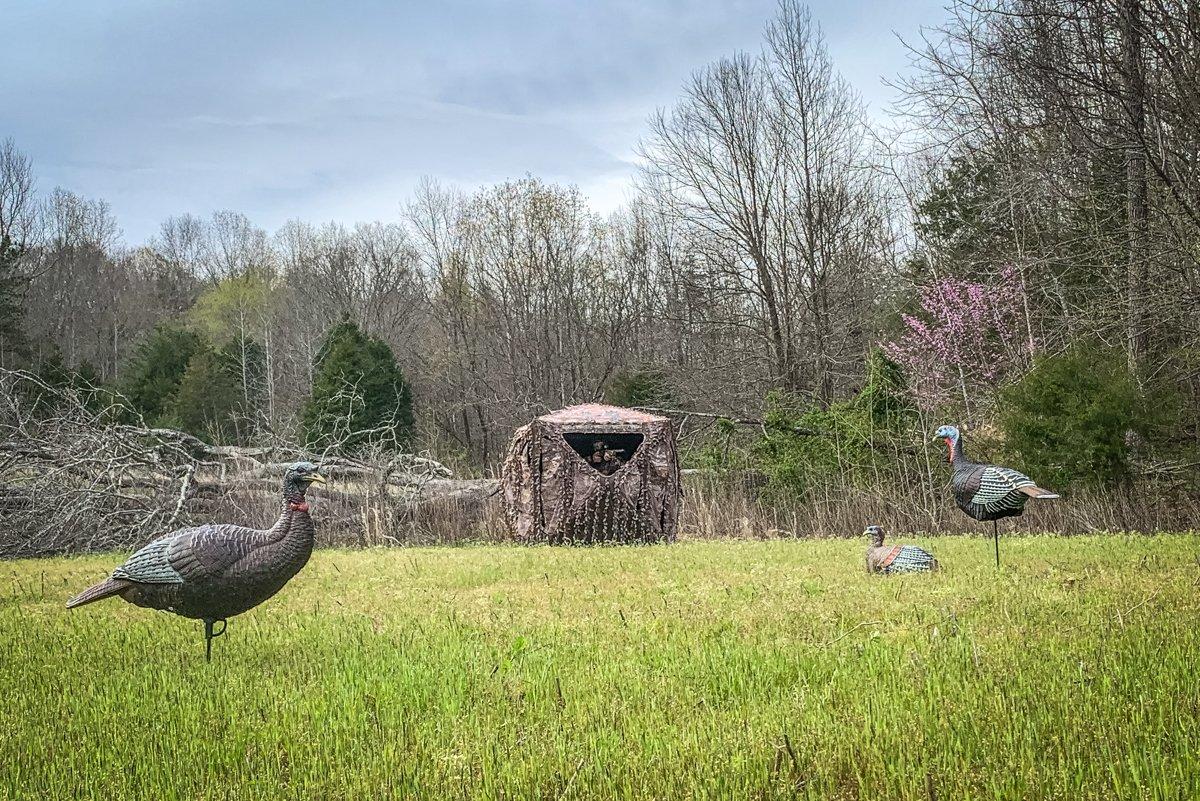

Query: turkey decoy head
[
  {"left": 932, "top": 425, "right": 960, "bottom": 462},
  {"left": 284, "top": 462, "right": 326, "bottom": 494},
  {"left": 864, "top": 524, "right": 885, "bottom": 546}
]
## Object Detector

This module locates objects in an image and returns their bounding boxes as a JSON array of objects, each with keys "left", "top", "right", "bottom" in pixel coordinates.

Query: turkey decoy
[
  {"left": 864, "top": 525, "right": 939, "bottom": 574},
  {"left": 933, "top": 425, "right": 1058, "bottom": 567},
  {"left": 67, "top": 461, "right": 326, "bottom": 661}
]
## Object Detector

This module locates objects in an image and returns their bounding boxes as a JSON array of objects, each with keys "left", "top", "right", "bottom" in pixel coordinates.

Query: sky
[{"left": 1, "top": 0, "right": 945, "bottom": 245}]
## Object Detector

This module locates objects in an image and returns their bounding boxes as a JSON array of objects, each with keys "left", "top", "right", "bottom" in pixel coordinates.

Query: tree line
[{"left": 1, "top": 0, "right": 1197, "bottom": 501}]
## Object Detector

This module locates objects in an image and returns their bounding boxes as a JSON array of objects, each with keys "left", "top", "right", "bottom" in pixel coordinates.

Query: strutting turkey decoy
[
  {"left": 864, "top": 525, "right": 939, "bottom": 574},
  {"left": 67, "top": 462, "right": 325, "bottom": 661},
  {"left": 933, "top": 425, "right": 1058, "bottom": 567}
]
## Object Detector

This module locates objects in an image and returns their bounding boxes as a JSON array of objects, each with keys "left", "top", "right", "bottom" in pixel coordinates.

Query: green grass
[{"left": 1, "top": 535, "right": 1198, "bottom": 800}]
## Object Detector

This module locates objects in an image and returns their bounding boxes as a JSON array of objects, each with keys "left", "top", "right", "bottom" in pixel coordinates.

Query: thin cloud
[{"left": 0, "top": 0, "right": 942, "bottom": 242}]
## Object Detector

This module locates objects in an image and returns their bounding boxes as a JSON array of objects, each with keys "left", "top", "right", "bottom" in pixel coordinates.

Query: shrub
[
  {"left": 755, "top": 351, "right": 916, "bottom": 497},
  {"left": 998, "top": 345, "right": 1168, "bottom": 487}
]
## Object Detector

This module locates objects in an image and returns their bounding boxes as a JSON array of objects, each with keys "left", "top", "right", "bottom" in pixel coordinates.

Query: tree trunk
[
  {"left": 750, "top": 248, "right": 792, "bottom": 390},
  {"left": 1122, "top": 0, "right": 1148, "bottom": 375}
]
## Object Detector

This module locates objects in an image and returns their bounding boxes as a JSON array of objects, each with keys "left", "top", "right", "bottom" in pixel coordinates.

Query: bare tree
[
  {"left": 0, "top": 139, "right": 36, "bottom": 365},
  {"left": 154, "top": 213, "right": 209, "bottom": 277},
  {"left": 207, "top": 210, "right": 273, "bottom": 281},
  {"left": 764, "top": 2, "right": 884, "bottom": 402},
  {"left": 640, "top": 1, "right": 886, "bottom": 403},
  {"left": 406, "top": 177, "right": 657, "bottom": 463},
  {"left": 23, "top": 189, "right": 123, "bottom": 370},
  {"left": 0, "top": 138, "right": 35, "bottom": 248},
  {"left": 895, "top": 0, "right": 1200, "bottom": 385}
]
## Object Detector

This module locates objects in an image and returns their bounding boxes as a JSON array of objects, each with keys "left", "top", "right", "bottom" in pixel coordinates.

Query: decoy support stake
[{"left": 204, "top": 618, "right": 227, "bottom": 663}]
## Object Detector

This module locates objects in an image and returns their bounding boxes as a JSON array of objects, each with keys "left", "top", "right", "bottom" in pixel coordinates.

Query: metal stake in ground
[{"left": 204, "top": 619, "right": 227, "bottom": 662}]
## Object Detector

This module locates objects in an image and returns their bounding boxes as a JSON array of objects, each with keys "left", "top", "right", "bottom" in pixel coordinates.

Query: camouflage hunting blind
[{"left": 501, "top": 404, "right": 682, "bottom": 544}]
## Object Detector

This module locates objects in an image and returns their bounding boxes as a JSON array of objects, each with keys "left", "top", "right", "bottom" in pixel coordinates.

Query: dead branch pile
[{"left": 0, "top": 369, "right": 496, "bottom": 557}]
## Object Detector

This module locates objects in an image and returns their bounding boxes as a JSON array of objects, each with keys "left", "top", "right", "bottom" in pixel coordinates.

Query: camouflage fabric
[{"left": 501, "top": 404, "right": 682, "bottom": 544}]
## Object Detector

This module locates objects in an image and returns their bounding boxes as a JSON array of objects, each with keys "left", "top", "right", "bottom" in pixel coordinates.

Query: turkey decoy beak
[{"left": 309, "top": 473, "right": 327, "bottom": 485}]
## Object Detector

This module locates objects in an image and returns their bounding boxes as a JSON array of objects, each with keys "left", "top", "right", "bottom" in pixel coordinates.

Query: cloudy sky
[{"left": 2, "top": 0, "right": 944, "bottom": 244}]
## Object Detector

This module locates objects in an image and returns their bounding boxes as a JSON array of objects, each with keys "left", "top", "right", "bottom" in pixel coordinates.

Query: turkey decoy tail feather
[
  {"left": 66, "top": 578, "right": 133, "bottom": 609},
  {"left": 1019, "top": 486, "right": 1060, "bottom": 499}
]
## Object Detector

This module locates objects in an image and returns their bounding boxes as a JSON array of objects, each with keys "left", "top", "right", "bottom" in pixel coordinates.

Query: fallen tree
[{"left": 0, "top": 369, "right": 495, "bottom": 557}]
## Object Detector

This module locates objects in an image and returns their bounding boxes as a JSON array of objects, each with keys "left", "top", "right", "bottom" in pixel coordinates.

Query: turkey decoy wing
[
  {"left": 110, "top": 535, "right": 186, "bottom": 585},
  {"left": 971, "top": 465, "right": 1036, "bottom": 505},
  {"left": 165, "top": 524, "right": 269, "bottom": 583}
]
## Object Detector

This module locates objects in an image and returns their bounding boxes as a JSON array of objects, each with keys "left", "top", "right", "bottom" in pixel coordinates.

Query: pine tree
[
  {"left": 302, "top": 319, "right": 413, "bottom": 453},
  {"left": 162, "top": 349, "right": 244, "bottom": 444},
  {"left": 117, "top": 324, "right": 208, "bottom": 424},
  {"left": 605, "top": 367, "right": 673, "bottom": 409},
  {"left": 35, "top": 345, "right": 72, "bottom": 390},
  {"left": 73, "top": 359, "right": 101, "bottom": 389}
]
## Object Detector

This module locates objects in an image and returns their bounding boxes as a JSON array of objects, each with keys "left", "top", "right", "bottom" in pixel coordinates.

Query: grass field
[{"left": 1, "top": 535, "right": 1197, "bottom": 800}]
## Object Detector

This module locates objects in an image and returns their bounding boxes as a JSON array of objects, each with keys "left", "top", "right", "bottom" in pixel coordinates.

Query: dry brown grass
[{"left": 280, "top": 471, "right": 1200, "bottom": 547}]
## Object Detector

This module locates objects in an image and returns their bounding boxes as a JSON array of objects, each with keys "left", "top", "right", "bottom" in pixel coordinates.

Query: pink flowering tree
[{"left": 882, "top": 265, "right": 1035, "bottom": 414}]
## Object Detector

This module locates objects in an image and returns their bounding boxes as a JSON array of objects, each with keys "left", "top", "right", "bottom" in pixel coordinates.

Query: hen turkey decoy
[
  {"left": 933, "top": 425, "right": 1058, "bottom": 567},
  {"left": 864, "top": 525, "right": 939, "bottom": 574},
  {"left": 67, "top": 462, "right": 325, "bottom": 661}
]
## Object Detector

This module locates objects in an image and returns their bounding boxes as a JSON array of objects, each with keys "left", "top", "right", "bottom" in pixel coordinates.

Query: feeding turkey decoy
[
  {"left": 864, "top": 525, "right": 939, "bottom": 574},
  {"left": 933, "top": 425, "right": 1058, "bottom": 567},
  {"left": 67, "top": 461, "right": 326, "bottom": 661}
]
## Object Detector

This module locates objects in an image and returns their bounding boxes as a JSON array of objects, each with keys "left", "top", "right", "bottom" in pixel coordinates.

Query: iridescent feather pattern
[
  {"left": 933, "top": 425, "right": 1059, "bottom": 568},
  {"left": 883, "top": 545, "right": 939, "bottom": 573},
  {"left": 111, "top": 536, "right": 184, "bottom": 584},
  {"left": 969, "top": 466, "right": 1036, "bottom": 517},
  {"left": 938, "top": 426, "right": 1059, "bottom": 523}
]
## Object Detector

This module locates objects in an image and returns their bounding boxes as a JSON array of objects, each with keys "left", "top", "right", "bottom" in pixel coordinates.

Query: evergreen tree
[
  {"left": 35, "top": 345, "right": 72, "bottom": 390},
  {"left": 302, "top": 319, "right": 413, "bottom": 453},
  {"left": 910, "top": 153, "right": 1013, "bottom": 279},
  {"left": 162, "top": 349, "right": 243, "bottom": 443},
  {"left": 27, "top": 348, "right": 110, "bottom": 417},
  {"left": 0, "top": 234, "right": 28, "bottom": 364},
  {"left": 854, "top": 350, "right": 915, "bottom": 428},
  {"left": 73, "top": 359, "right": 101, "bottom": 389},
  {"left": 71, "top": 359, "right": 109, "bottom": 416},
  {"left": 117, "top": 324, "right": 208, "bottom": 424},
  {"left": 605, "top": 366, "right": 674, "bottom": 409}
]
